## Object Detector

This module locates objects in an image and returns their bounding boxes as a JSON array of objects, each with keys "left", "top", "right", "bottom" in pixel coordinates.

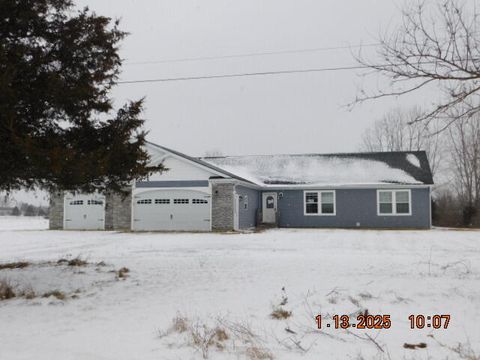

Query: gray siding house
[{"left": 49, "top": 142, "right": 434, "bottom": 231}]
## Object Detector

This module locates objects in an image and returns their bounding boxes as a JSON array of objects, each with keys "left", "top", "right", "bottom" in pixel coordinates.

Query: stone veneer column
[
  {"left": 211, "top": 183, "right": 235, "bottom": 231},
  {"left": 49, "top": 191, "right": 64, "bottom": 229},
  {"left": 111, "top": 190, "right": 132, "bottom": 230}
]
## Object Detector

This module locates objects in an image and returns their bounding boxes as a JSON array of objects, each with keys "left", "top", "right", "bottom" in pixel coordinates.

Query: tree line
[{"left": 357, "top": 0, "right": 480, "bottom": 227}]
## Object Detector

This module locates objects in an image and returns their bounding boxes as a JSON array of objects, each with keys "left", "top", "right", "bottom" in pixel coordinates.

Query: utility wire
[
  {"left": 124, "top": 42, "right": 381, "bottom": 66},
  {"left": 118, "top": 64, "right": 374, "bottom": 84}
]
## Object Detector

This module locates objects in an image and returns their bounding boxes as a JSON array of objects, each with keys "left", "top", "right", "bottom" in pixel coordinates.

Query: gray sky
[
  {"left": 77, "top": 0, "right": 422, "bottom": 156},
  {"left": 7, "top": 0, "right": 432, "bottom": 206}
]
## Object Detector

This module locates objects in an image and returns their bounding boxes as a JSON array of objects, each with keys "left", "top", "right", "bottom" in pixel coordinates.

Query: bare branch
[{"left": 354, "top": 0, "right": 480, "bottom": 128}]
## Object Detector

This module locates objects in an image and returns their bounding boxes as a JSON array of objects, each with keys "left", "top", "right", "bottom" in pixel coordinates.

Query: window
[
  {"left": 137, "top": 199, "right": 152, "bottom": 205},
  {"left": 87, "top": 200, "right": 103, "bottom": 205},
  {"left": 155, "top": 199, "right": 170, "bottom": 204},
  {"left": 243, "top": 195, "right": 248, "bottom": 210},
  {"left": 174, "top": 199, "right": 189, "bottom": 204},
  {"left": 304, "top": 191, "right": 336, "bottom": 215},
  {"left": 69, "top": 200, "right": 83, "bottom": 205},
  {"left": 377, "top": 190, "right": 411, "bottom": 215},
  {"left": 395, "top": 191, "right": 410, "bottom": 214},
  {"left": 378, "top": 191, "right": 393, "bottom": 214},
  {"left": 321, "top": 192, "right": 335, "bottom": 214},
  {"left": 266, "top": 195, "right": 275, "bottom": 209},
  {"left": 192, "top": 199, "right": 208, "bottom": 204},
  {"left": 305, "top": 192, "right": 318, "bottom": 214}
]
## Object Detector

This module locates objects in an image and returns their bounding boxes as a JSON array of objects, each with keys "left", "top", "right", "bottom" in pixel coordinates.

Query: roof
[
  {"left": 145, "top": 141, "right": 256, "bottom": 184},
  {"left": 200, "top": 151, "right": 434, "bottom": 187}
]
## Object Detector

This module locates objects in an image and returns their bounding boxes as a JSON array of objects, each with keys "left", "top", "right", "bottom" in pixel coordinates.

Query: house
[{"left": 49, "top": 141, "right": 434, "bottom": 231}]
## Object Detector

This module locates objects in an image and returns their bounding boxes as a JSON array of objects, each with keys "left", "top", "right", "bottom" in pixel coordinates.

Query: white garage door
[
  {"left": 132, "top": 189, "right": 211, "bottom": 231},
  {"left": 64, "top": 194, "right": 106, "bottom": 230}
]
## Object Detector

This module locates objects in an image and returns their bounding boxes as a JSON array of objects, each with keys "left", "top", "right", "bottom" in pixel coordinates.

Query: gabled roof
[
  {"left": 145, "top": 141, "right": 256, "bottom": 184},
  {"left": 200, "top": 151, "right": 434, "bottom": 186}
]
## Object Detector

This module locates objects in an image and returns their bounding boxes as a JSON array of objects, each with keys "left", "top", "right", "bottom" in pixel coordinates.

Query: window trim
[
  {"left": 377, "top": 189, "right": 412, "bottom": 216},
  {"left": 303, "top": 190, "right": 336, "bottom": 216}
]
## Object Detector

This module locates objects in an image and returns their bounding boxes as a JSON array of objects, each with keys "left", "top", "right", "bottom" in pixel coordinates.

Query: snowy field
[{"left": 0, "top": 217, "right": 479, "bottom": 360}]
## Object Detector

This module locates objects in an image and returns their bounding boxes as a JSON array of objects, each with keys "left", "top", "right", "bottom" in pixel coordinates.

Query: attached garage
[
  {"left": 64, "top": 194, "right": 106, "bottom": 230},
  {"left": 132, "top": 189, "right": 211, "bottom": 231}
]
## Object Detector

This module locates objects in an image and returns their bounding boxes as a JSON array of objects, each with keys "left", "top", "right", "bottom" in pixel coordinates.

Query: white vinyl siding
[
  {"left": 377, "top": 190, "right": 412, "bottom": 216},
  {"left": 304, "top": 191, "right": 336, "bottom": 216}
]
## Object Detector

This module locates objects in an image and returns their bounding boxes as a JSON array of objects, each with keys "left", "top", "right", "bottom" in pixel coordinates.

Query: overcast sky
[
  {"left": 75, "top": 0, "right": 425, "bottom": 156},
  {"left": 7, "top": 0, "right": 434, "bottom": 205}
]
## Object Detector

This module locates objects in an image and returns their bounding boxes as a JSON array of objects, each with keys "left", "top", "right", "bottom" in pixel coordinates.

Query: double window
[
  {"left": 304, "top": 191, "right": 336, "bottom": 215},
  {"left": 377, "top": 190, "right": 411, "bottom": 215}
]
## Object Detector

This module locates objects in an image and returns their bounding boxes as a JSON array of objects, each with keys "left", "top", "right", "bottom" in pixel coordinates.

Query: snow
[
  {"left": 203, "top": 155, "right": 422, "bottom": 186},
  {"left": 0, "top": 216, "right": 48, "bottom": 230},
  {"left": 0, "top": 219, "right": 479, "bottom": 359},
  {"left": 407, "top": 154, "right": 422, "bottom": 168}
]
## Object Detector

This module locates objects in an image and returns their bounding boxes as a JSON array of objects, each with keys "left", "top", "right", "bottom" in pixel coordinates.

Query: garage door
[
  {"left": 64, "top": 194, "right": 106, "bottom": 230},
  {"left": 132, "top": 189, "right": 211, "bottom": 231}
]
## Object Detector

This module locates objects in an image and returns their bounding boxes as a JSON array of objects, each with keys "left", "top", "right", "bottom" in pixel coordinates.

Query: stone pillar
[
  {"left": 105, "top": 192, "right": 114, "bottom": 230},
  {"left": 110, "top": 190, "right": 132, "bottom": 230},
  {"left": 211, "top": 183, "right": 235, "bottom": 231},
  {"left": 49, "top": 191, "right": 64, "bottom": 229}
]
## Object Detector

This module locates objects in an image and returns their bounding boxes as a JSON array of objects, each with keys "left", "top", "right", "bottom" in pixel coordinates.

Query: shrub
[
  {"left": 19, "top": 285, "right": 36, "bottom": 299},
  {"left": 172, "top": 315, "right": 189, "bottom": 333},
  {"left": 270, "top": 307, "right": 292, "bottom": 320},
  {"left": 67, "top": 258, "right": 88, "bottom": 267},
  {"left": 0, "top": 261, "right": 29, "bottom": 270},
  {"left": 246, "top": 346, "right": 274, "bottom": 360},
  {"left": 117, "top": 267, "right": 130, "bottom": 279},
  {"left": 0, "top": 279, "right": 15, "bottom": 300},
  {"left": 42, "top": 290, "right": 66, "bottom": 300}
]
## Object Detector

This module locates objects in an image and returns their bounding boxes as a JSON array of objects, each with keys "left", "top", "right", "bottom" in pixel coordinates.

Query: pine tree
[
  {"left": 0, "top": 0, "right": 164, "bottom": 194},
  {"left": 24, "top": 205, "right": 36, "bottom": 216}
]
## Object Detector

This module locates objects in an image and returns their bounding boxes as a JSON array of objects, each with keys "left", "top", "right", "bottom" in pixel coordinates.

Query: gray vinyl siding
[
  {"left": 275, "top": 188, "right": 431, "bottom": 229},
  {"left": 136, "top": 180, "right": 209, "bottom": 188},
  {"left": 236, "top": 186, "right": 260, "bottom": 229}
]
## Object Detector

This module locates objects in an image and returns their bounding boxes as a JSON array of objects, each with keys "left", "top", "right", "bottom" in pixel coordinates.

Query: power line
[
  {"left": 124, "top": 42, "right": 381, "bottom": 66},
  {"left": 117, "top": 64, "right": 372, "bottom": 84}
]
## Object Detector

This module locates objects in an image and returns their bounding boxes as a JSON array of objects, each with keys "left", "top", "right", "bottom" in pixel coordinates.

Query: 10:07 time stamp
[{"left": 315, "top": 314, "right": 451, "bottom": 330}]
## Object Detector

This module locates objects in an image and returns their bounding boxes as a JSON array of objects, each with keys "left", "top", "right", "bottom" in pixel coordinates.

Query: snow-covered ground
[
  {"left": 0, "top": 218, "right": 479, "bottom": 360},
  {"left": 0, "top": 216, "right": 48, "bottom": 230}
]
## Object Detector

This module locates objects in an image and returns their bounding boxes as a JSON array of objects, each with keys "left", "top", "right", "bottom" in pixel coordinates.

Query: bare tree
[
  {"left": 361, "top": 107, "right": 443, "bottom": 177},
  {"left": 204, "top": 149, "right": 224, "bottom": 158},
  {"left": 448, "top": 115, "right": 480, "bottom": 225},
  {"left": 356, "top": 0, "right": 480, "bottom": 128}
]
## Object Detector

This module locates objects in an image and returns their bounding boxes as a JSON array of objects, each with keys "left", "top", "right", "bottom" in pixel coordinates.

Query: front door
[{"left": 262, "top": 192, "right": 277, "bottom": 223}]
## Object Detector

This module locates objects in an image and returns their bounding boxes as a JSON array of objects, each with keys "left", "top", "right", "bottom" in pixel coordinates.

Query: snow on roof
[
  {"left": 202, "top": 154, "right": 426, "bottom": 187},
  {"left": 406, "top": 153, "right": 421, "bottom": 168}
]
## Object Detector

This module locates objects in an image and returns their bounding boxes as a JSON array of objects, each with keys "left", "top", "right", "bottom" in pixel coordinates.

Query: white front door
[
  {"left": 262, "top": 192, "right": 277, "bottom": 223},
  {"left": 64, "top": 193, "right": 106, "bottom": 230}
]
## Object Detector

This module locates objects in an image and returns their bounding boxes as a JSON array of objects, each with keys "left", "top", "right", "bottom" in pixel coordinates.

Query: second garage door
[
  {"left": 132, "top": 189, "right": 211, "bottom": 231},
  {"left": 64, "top": 193, "right": 106, "bottom": 230}
]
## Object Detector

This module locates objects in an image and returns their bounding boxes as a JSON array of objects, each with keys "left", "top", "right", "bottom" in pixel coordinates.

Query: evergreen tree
[
  {"left": 24, "top": 204, "right": 36, "bottom": 216},
  {"left": 37, "top": 207, "right": 48, "bottom": 217},
  {"left": 11, "top": 206, "right": 20, "bottom": 216},
  {"left": 0, "top": 0, "right": 163, "bottom": 194}
]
